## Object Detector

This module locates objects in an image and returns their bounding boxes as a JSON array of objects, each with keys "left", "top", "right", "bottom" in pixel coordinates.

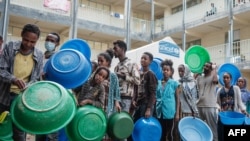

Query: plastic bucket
[
  {"left": 44, "top": 49, "right": 92, "bottom": 89},
  {"left": 150, "top": 58, "right": 163, "bottom": 80},
  {"left": 107, "top": 111, "right": 134, "bottom": 140},
  {"left": 185, "top": 45, "right": 210, "bottom": 73},
  {"left": 132, "top": 117, "right": 162, "bottom": 141},
  {"left": 65, "top": 105, "right": 107, "bottom": 141},
  {"left": 0, "top": 113, "right": 13, "bottom": 141},
  {"left": 217, "top": 63, "right": 241, "bottom": 86},
  {"left": 219, "top": 111, "right": 245, "bottom": 125},
  {"left": 245, "top": 117, "right": 250, "bottom": 125},
  {"left": 178, "top": 117, "right": 213, "bottom": 141},
  {"left": 60, "top": 38, "right": 91, "bottom": 60},
  {"left": 10, "top": 81, "right": 77, "bottom": 134}
]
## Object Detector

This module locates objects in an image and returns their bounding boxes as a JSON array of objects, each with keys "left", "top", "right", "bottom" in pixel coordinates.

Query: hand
[
  {"left": 115, "top": 101, "right": 121, "bottom": 112},
  {"left": 175, "top": 114, "right": 180, "bottom": 122},
  {"left": 144, "top": 108, "right": 151, "bottom": 118},
  {"left": 79, "top": 99, "right": 91, "bottom": 106},
  {"left": 41, "top": 73, "right": 46, "bottom": 80},
  {"left": 212, "top": 63, "right": 217, "bottom": 70},
  {"left": 116, "top": 72, "right": 126, "bottom": 80},
  {"left": 12, "top": 79, "right": 26, "bottom": 90},
  {"left": 132, "top": 101, "right": 137, "bottom": 108},
  {"left": 241, "top": 110, "right": 247, "bottom": 115}
]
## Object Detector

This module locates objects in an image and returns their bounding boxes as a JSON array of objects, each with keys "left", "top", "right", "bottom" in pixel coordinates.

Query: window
[
  {"left": 172, "top": 0, "right": 202, "bottom": 14},
  {"left": 232, "top": 29, "right": 240, "bottom": 56},
  {"left": 225, "top": 29, "right": 240, "bottom": 56},
  {"left": 79, "top": 0, "right": 110, "bottom": 11}
]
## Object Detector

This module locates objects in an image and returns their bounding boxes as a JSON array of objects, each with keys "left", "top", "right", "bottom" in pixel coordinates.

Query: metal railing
[
  {"left": 206, "top": 39, "right": 250, "bottom": 68},
  {"left": 9, "top": 0, "right": 151, "bottom": 35},
  {"left": 7, "top": 0, "right": 250, "bottom": 34},
  {"left": 155, "top": 0, "right": 250, "bottom": 32}
]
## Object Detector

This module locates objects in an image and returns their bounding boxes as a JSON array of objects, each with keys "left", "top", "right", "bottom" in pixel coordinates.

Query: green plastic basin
[
  {"left": 185, "top": 45, "right": 210, "bottom": 73},
  {"left": 65, "top": 105, "right": 107, "bottom": 141},
  {"left": 107, "top": 111, "right": 134, "bottom": 140},
  {"left": 10, "top": 81, "right": 77, "bottom": 134},
  {"left": 0, "top": 113, "right": 13, "bottom": 141}
]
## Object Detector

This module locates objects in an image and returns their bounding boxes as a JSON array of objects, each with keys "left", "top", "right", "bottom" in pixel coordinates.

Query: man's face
[
  {"left": 203, "top": 63, "right": 212, "bottom": 74},
  {"left": 45, "top": 35, "right": 58, "bottom": 46},
  {"left": 21, "top": 32, "right": 39, "bottom": 50},
  {"left": 113, "top": 44, "right": 123, "bottom": 58}
]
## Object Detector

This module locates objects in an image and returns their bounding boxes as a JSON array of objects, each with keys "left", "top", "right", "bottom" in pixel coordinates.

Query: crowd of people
[{"left": 0, "top": 23, "right": 250, "bottom": 141}]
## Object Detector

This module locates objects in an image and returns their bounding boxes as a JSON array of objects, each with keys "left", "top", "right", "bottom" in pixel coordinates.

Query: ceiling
[
  {"left": 7, "top": 1, "right": 250, "bottom": 49},
  {"left": 88, "top": 0, "right": 178, "bottom": 17},
  {"left": 168, "top": 8, "right": 250, "bottom": 44}
]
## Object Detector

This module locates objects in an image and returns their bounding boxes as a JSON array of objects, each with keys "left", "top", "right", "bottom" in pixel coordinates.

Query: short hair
[
  {"left": 0, "top": 35, "right": 3, "bottom": 40},
  {"left": 21, "top": 24, "right": 40, "bottom": 38},
  {"left": 143, "top": 52, "right": 153, "bottom": 61},
  {"left": 113, "top": 40, "right": 127, "bottom": 52},
  {"left": 161, "top": 59, "right": 174, "bottom": 78},
  {"left": 49, "top": 32, "right": 60, "bottom": 42},
  {"left": 98, "top": 49, "right": 114, "bottom": 67}
]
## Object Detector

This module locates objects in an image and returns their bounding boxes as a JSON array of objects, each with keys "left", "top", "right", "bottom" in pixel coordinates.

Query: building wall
[
  {"left": 241, "top": 26, "right": 250, "bottom": 40},
  {"left": 202, "top": 30, "right": 226, "bottom": 47}
]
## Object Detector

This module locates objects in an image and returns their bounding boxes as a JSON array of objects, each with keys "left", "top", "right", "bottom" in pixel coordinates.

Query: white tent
[{"left": 111, "top": 37, "right": 185, "bottom": 80}]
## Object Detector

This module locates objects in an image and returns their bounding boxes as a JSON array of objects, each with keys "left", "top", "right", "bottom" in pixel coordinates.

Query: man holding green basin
[
  {"left": 0, "top": 24, "right": 44, "bottom": 141},
  {"left": 196, "top": 62, "right": 218, "bottom": 141}
]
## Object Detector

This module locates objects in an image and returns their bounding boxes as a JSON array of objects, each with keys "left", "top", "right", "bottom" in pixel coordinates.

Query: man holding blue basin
[
  {"left": 44, "top": 33, "right": 60, "bottom": 60},
  {"left": 36, "top": 32, "right": 61, "bottom": 141},
  {"left": 41, "top": 32, "right": 60, "bottom": 80}
]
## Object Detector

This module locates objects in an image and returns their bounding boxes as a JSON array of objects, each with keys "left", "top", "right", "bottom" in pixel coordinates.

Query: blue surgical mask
[{"left": 45, "top": 41, "right": 56, "bottom": 51}]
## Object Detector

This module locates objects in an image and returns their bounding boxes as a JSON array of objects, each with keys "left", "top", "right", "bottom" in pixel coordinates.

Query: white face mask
[{"left": 45, "top": 41, "right": 56, "bottom": 51}]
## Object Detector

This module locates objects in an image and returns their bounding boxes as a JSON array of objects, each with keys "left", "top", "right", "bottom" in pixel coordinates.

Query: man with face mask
[
  {"left": 41, "top": 32, "right": 60, "bottom": 79},
  {"left": 36, "top": 32, "right": 60, "bottom": 141},
  {"left": 44, "top": 33, "right": 60, "bottom": 59}
]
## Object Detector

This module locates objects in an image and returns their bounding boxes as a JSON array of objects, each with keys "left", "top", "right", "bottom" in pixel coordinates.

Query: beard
[{"left": 203, "top": 69, "right": 209, "bottom": 74}]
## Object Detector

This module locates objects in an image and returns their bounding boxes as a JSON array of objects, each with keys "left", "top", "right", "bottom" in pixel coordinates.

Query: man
[
  {"left": 36, "top": 32, "right": 61, "bottom": 141},
  {"left": 42, "top": 32, "right": 60, "bottom": 78},
  {"left": 0, "top": 24, "right": 43, "bottom": 141},
  {"left": 44, "top": 32, "right": 60, "bottom": 60},
  {"left": 113, "top": 40, "right": 140, "bottom": 113},
  {"left": 196, "top": 62, "right": 218, "bottom": 141}
]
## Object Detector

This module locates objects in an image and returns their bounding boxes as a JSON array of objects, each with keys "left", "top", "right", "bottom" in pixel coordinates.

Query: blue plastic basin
[
  {"left": 132, "top": 117, "right": 162, "bottom": 141},
  {"left": 178, "top": 117, "right": 213, "bottom": 141},
  {"left": 219, "top": 111, "right": 245, "bottom": 125}
]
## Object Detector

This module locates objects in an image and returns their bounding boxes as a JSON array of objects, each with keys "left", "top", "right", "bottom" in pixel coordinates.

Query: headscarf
[
  {"left": 179, "top": 64, "right": 194, "bottom": 83},
  {"left": 238, "top": 77, "right": 250, "bottom": 103},
  {"left": 178, "top": 64, "right": 198, "bottom": 114},
  {"left": 239, "top": 77, "right": 248, "bottom": 91}
]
